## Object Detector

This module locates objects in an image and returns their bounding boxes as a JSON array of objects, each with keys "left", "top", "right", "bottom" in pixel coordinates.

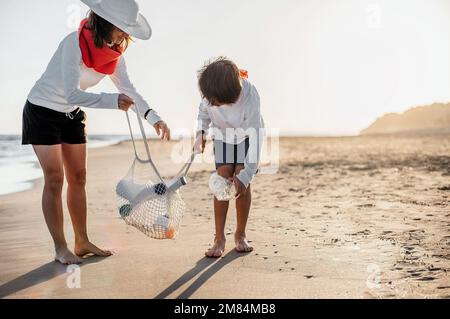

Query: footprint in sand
[
  {"left": 356, "top": 203, "right": 375, "bottom": 208},
  {"left": 409, "top": 272, "right": 421, "bottom": 277},
  {"left": 417, "top": 276, "right": 436, "bottom": 281}
]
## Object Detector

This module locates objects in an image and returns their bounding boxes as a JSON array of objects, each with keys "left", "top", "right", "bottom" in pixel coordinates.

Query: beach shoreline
[
  {"left": 0, "top": 135, "right": 132, "bottom": 196},
  {"left": 0, "top": 136, "right": 449, "bottom": 299}
]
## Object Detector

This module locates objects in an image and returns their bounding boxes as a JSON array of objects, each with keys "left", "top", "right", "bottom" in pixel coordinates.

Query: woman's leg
[
  {"left": 33, "top": 145, "right": 82, "bottom": 264},
  {"left": 234, "top": 165, "right": 253, "bottom": 253},
  {"left": 205, "top": 165, "right": 235, "bottom": 258},
  {"left": 61, "top": 143, "right": 112, "bottom": 257}
]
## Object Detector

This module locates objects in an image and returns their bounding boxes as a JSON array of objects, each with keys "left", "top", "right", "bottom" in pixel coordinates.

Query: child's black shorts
[
  {"left": 213, "top": 138, "right": 249, "bottom": 170},
  {"left": 22, "top": 100, "right": 87, "bottom": 145}
]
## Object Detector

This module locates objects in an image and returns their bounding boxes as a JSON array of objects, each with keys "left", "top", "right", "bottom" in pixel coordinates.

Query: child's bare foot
[
  {"left": 205, "top": 237, "right": 226, "bottom": 258},
  {"left": 234, "top": 233, "right": 253, "bottom": 253},
  {"left": 55, "top": 247, "right": 82, "bottom": 265},
  {"left": 74, "top": 240, "right": 112, "bottom": 258}
]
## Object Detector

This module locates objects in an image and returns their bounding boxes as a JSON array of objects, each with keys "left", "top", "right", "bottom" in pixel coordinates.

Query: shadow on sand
[
  {"left": 0, "top": 256, "right": 108, "bottom": 298},
  {"left": 155, "top": 250, "right": 249, "bottom": 299}
]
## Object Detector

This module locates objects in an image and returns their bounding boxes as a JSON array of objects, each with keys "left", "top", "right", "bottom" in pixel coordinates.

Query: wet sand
[{"left": 0, "top": 135, "right": 449, "bottom": 298}]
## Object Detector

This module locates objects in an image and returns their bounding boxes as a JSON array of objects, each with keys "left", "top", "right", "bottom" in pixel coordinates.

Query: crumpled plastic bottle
[
  {"left": 209, "top": 172, "right": 235, "bottom": 201},
  {"left": 153, "top": 215, "right": 175, "bottom": 239}
]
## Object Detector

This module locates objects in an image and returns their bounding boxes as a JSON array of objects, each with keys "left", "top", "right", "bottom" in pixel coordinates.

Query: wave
[{"left": 0, "top": 135, "right": 130, "bottom": 196}]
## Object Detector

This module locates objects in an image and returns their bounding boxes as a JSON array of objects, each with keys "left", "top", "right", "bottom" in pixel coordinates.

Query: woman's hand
[
  {"left": 118, "top": 94, "right": 134, "bottom": 111},
  {"left": 153, "top": 121, "right": 171, "bottom": 141},
  {"left": 193, "top": 132, "right": 207, "bottom": 154}
]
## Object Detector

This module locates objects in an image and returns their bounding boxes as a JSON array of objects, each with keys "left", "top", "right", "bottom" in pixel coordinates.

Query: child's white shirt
[{"left": 197, "top": 79, "right": 265, "bottom": 187}]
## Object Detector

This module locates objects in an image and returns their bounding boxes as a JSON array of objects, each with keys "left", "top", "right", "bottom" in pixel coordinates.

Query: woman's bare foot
[
  {"left": 74, "top": 240, "right": 112, "bottom": 258},
  {"left": 55, "top": 247, "right": 82, "bottom": 265},
  {"left": 234, "top": 233, "right": 253, "bottom": 253},
  {"left": 205, "top": 236, "right": 226, "bottom": 258}
]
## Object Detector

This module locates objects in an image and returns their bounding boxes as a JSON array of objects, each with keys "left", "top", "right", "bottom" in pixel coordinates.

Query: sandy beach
[{"left": 0, "top": 135, "right": 449, "bottom": 299}]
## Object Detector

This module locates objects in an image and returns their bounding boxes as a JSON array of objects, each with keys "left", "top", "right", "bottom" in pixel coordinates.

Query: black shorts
[
  {"left": 213, "top": 138, "right": 249, "bottom": 170},
  {"left": 22, "top": 100, "right": 87, "bottom": 145}
]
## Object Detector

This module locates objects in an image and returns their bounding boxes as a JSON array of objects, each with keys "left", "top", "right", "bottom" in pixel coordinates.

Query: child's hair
[{"left": 198, "top": 57, "right": 242, "bottom": 106}]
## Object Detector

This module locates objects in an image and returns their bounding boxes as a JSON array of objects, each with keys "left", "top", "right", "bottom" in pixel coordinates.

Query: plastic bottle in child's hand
[{"left": 209, "top": 172, "right": 235, "bottom": 201}]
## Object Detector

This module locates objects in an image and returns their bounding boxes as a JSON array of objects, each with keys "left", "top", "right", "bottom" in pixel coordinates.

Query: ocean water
[{"left": 0, "top": 135, "right": 129, "bottom": 196}]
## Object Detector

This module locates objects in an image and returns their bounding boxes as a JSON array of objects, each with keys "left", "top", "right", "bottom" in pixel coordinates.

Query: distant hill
[{"left": 360, "top": 103, "right": 450, "bottom": 135}]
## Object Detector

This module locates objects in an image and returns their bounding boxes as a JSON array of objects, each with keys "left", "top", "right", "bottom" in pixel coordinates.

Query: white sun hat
[{"left": 81, "top": 0, "right": 152, "bottom": 40}]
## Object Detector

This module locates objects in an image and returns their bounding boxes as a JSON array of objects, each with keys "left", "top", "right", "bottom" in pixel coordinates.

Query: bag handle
[
  {"left": 125, "top": 105, "right": 197, "bottom": 183},
  {"left": 125, "top": 106, "right": 164, "bottom": 184}
]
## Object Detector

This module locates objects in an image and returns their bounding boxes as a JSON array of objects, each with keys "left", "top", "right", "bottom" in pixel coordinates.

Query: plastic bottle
[
  {"left": 209, "top": 173, "right": 235, "bottom": 201},
  {"left": 167, "top": 176, "right": 187, "bottom": 192},
  {"left": 119, "top": 203, "right": 132, "bottom": 218},
  {"left": 153, "top": 215, "right": 175, "bottom": 239}
]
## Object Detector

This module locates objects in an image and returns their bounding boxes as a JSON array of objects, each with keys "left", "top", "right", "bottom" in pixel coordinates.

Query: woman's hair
[
  {"left": 86, "top": 10, "right": 132, "bottom": 49},
  {"left": 198, "top": 57, "right": 242, "bottom": 106}
]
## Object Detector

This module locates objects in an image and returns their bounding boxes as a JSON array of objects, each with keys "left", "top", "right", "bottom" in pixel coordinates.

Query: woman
[{"left": 22, "top": 0, "right": 170, "bottom": 265}]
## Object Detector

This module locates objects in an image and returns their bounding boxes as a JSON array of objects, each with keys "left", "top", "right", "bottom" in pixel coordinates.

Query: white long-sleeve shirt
[
  {"left": 197, "top": 79, "right": 264, "bottom": 187},
  {"left": 27, "top": 31, "right": 161, "bottom": 125}
]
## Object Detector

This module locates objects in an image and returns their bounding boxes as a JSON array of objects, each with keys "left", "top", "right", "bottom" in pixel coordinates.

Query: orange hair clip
[{"left": 239, "top": 69, "right": 248, "bottom": 79}]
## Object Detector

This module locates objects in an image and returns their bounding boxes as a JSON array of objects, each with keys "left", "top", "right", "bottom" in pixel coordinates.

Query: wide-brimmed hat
[{"left": 81, "top": 0, "right": 152, "bottom": 40}]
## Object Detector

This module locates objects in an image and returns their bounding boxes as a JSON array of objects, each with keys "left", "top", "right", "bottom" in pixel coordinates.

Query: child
[{"left": 194, "top": 57, "right": 264, "bottom": 258}]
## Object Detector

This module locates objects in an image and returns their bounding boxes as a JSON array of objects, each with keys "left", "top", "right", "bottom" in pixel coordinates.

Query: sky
[{"left": 0, "top": 0, "right": 449, "bottom": 136}]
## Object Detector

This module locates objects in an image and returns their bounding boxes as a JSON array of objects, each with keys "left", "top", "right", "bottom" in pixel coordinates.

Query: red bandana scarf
[{"left": 78, "top": 18, "right": 124, "bottom": 75}]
